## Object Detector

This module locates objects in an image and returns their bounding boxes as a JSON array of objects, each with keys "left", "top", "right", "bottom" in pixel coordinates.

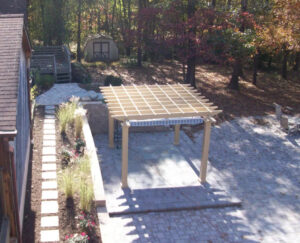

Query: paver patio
[{"left": 95, "top": 115, "right": 300, "bottom": 243}]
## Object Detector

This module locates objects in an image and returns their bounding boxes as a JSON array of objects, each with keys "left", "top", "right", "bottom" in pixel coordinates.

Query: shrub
[
  {"left": 77, "top": 154, "right": 90, "bottom": 175},
  {"left": 57, "top": 104, "right": 71, "bottom": 133},
  {"left": 75, "top": 138, "right": 85, "bottom": 155},
  {"left": 35, "top": 73, "right": 55, "bottom": 90},
  {"left": 104, "top": 75, "right": 122, "bottom": 86},
  {"left": 71, "top": 62, "right": 92, "bottom": 84},
  {"left": 76, "top": 211, "right": 96, "bottom": 232},
  {"left": 30, "top": 85, "right": 39, "bottom": 100},
  {"left": 59, "top": 168, "right": 76, "bottom": 198},
  {"left": 57, "top": 98, "right": 79, "bottom": 133},
  {"left": 74, "top": 115, "right": 83, "bottom": 138},
  {"left": 65, "top": 232, "right": 89, "bottom": 243},
  {"left": 61, "top": 147, "right": 72, "bottom": 165},
  {"left": 79, "top": 178, "right": 93, "bottom": 212}
]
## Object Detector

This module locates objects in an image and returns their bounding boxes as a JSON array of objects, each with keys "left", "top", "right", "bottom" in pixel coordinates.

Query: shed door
[{"left": 93, "top": 42, "right": 109, "bottom": 60}]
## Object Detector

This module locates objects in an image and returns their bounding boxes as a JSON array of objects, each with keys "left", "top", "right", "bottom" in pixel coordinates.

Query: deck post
[
  {"left": 121, "top": 121, "right": 130, "bottom": 188},
  {"left": 174, "top": 124, "right": 180, "bottom": 145},
  {"left": 200, "top": 118, "right": 212, "bottom": 183},
  {"left": 108, "top": 113, "right": 114, "bottom": 148}
]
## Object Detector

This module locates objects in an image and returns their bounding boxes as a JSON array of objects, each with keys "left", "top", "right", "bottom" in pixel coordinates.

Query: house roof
[{"left": 0, "top": 14, "right": 27, "bottom": 135}]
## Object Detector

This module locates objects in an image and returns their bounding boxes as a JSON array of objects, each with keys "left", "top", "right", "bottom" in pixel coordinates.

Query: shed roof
[
  {"left": 84, "top": 33, "right": 114, "bottom": 48},
  {"left": 0, "top": 14, "right": 27, "bottom": 134}
]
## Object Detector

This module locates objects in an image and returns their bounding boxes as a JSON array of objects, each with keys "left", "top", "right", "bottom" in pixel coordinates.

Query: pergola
[{"left": 100, "top": 84, "right": 221, "bottom": 188}]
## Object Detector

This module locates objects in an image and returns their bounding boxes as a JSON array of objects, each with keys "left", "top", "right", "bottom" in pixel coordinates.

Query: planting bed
[
  {"left": 23, "top": 105, "right": 101, "bottom": 242},
  {"left": 57, "top": 121, "right": 101, "bottom": 242}
]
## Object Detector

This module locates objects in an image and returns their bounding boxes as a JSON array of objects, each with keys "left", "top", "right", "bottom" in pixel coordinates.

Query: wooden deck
[{"left": 31, "top": 46, "right": 71, "bottom": 83}]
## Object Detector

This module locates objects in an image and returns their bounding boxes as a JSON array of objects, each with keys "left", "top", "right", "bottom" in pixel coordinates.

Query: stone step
[
  {"left": 42, "top": 163, "right": 56, "bottom": 171},
  {"left": 42, "top": 190, "right": 58, "bottom": 200},
  {"left": 42, "top": 181, "right": 57, "bottom": 190},
  {"left": 42, "top": 171, "right": 57, "bottom": 180},
  {"left": 40, "top": 229, "right": 59, "bottom": 242},
  {"left": 41, "top": 201, "right": 58, "bottom": 214},
  {"left": 41, "top": 216, "right": 59, "bottom": 228}
]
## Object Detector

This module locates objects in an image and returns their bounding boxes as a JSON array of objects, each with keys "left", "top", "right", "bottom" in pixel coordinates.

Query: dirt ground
[{"left": 82, "top": 60, "right": 300, "bottom": 122}]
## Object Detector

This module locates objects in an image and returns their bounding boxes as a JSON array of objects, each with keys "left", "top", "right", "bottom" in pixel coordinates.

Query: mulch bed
[
  {"left": 22, "top": 106, "right": 44, "bottom": 243},
  {"left": 22, "top": 106, "right": 101, "bottom": 242}
]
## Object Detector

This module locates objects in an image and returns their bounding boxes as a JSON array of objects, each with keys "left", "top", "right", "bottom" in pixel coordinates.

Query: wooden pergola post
[
  {"left": 121, "top": 121, "right": 130, "bottom": 188},
  {"left": 200, "top": 118, "right": 212, "bottom": 183},
  {"left": 174, "top": 124, "right": 180, "bottom": 145},
  {"left": 108, "top": 112, "right": 114, "bottom": 148}
]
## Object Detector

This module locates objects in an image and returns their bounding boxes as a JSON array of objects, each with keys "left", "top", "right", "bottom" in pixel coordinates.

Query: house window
[{"left": 93, "top": 42, "right": 109, "bottom": 60}]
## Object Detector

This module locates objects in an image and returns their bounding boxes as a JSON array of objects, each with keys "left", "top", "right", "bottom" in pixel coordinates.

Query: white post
[
  {"left": 174, "top": 124, "right": 180, "bottom": 145},
  {"left": 121, "top": 121, "right": 130, "bottom": 188},
  {"left": 200, "top": 118, "right": 212, "bottom": 183}
]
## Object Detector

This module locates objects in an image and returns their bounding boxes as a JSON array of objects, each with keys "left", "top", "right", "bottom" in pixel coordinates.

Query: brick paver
[
  {"left": 95, "top": 115, "right": 300, "bottom": 243},
  {"left": 40, "top": 106, "right": 60, "bottom": 242}
]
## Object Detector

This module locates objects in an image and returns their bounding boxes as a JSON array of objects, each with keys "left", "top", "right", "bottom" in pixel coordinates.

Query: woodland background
[{"left": 28, "top": 0, "right": 300, "bottom": 90}]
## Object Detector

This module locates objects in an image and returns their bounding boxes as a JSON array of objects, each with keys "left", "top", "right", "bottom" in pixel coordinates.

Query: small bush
[
  {"left": 104, "top": 75, "right": 123, "bottom": 86},
  {"left": 76, "top": 211, "right": 96, "bottom": 232},
  {"left": 74, "top": 115, "right": 83, "bottom": 138},
  {"left": 59, "top": 168, "right": 76, "bottom": 198},
  {"left": 77, "top": 154, "right": 90, "bottom": 175},
  {"left": 65, "top": 232, "right": 89, "bottom": 243},
  {"left": 71, "top": 62, "right": 92, "bottom": 84},
  {"left": 57, "top": 98, "right": 79, "bottom": 133},
  {"left": 57, "top": 104, "right": 71, "bottom": 133},
  {"left": 79, "top": 178, "right": 93, "bottom": 212},
  {"left": 75, "top": 138, "right": 85, "bottom": 155},
  {"left": 35, "top": 73, "right": 55, "bottom": 90},
  {"left": 30, "top": 85, "right": 39, "bottom": 100}
]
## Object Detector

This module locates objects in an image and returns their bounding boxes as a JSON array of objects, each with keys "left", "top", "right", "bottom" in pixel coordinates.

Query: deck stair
[{"left": 31, "top": 46, "right": 72, "bottom": 83}]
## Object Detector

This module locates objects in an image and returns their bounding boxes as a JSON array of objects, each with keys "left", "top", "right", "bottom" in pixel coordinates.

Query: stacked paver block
[{"left": 40, "top": 106, "right": 60, "bottom": 242}]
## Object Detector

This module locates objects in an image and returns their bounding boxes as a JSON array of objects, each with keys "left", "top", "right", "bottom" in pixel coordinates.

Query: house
[
  {"left": 0, "top": 0, "right": 28, "bottom": 19},
  {"left": 0, "top": 14, "right": 31, "bottom": 243},
  {"left": 83, "top": 34, "right": 119, "bottom": 62}
]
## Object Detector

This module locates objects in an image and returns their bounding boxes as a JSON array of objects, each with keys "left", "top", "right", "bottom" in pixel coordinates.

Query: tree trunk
[
  {"left": 268, "top": 56, "right": 272, "bottom": 69},
  {"left": 40, "top": 0, "right": 47, "bottom": 45},
  {"left": 227, "top": 0, "right": 231, "bottom": 10},
  {"left": 253, "top": 51, "right": 260, "bottom": 85},
  {"left": 76, "top": 0, "right": 82, "bottom": 62},
  {"left": 127, "top": 0, "right": 132, "bottom": 56},
  {"left": 97, "top": 9, "right": 101, "bottom": 33},
  {"left": 185, "top": 0, "right": 196, "bottom": 87},
  {"left": 182, "top": 61, "right": 186, "bottom": 82},
  {"left": 137, "top": 0, "right": 142, "bottom": 66},
  {"left": 228, "top": 57, "right": 242, "bottom": 90},
  {"left": 104, "top": 0, "right": 110, "bottom": 33},
  {"left": 111, "top": 0, "right": 117, "bottom": 38},
  {"left": 293, "top": 52, "right": 300, "bottom": 71},
  {"left": 229, "top": 0, "right": 247, "bottom": 89},
  {"left": 212, "top": 0, "right": 216, "bottom": 8},
  {"left": 282, "top": 49, "right": 288, "bottom": 79}
]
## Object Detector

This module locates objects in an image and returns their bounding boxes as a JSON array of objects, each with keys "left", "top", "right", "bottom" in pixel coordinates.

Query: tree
[{"left": 185, "top": 0, "right": 197, "bottom": 87}]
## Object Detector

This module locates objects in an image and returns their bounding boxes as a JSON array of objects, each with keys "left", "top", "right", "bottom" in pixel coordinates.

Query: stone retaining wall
[{"left": 82, "top": 102, "right": 171, "bottom": 134}]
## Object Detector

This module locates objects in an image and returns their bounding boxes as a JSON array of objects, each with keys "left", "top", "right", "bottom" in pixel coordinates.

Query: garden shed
[
  {"left": 83, "top": 34, "right": 119, "bottom": 62},
  {"left": 0, "top": 14, "right": 31, "bottom": 243}
]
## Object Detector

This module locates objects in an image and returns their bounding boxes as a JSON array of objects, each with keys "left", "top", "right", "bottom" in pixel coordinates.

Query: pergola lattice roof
[{"left": 101, "top": 84, "right": 221, "bottom": 121}]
